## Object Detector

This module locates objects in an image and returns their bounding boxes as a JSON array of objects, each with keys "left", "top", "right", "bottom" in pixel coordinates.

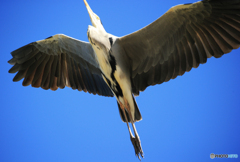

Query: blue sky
[{"left": 0, "top": 0, "right": 240, "bottom": 162}]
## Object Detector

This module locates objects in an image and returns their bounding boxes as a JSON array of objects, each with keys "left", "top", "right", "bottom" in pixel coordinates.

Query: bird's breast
[{"left": 87, "top": 28, "right": 130, "bottom": 99}]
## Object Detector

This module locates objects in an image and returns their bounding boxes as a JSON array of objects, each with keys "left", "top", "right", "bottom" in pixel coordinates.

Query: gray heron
[{"left": 8, "top": 0, "right": 240, "bottom": 159}]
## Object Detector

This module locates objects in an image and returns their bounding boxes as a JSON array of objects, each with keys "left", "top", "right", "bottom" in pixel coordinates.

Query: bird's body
[
  {"left": 8, "top": 0, "right": 240, "bottom": 160},
  {"left": 87, "top": 23, "right": 141, "bottom": 123}
]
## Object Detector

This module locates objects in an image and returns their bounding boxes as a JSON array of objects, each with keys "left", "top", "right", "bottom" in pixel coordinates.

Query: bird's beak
[{"left": 84, "top": 0, "right": 96, "bottom": 27}]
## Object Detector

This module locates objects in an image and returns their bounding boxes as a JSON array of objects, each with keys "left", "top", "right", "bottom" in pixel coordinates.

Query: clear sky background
[{"left": 0, "top": 0, "right": 240, "bottom": 162}]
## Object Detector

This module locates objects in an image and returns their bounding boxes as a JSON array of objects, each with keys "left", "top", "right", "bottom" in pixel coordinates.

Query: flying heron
[{"left": 8, "top": 0, "right": 240, "bottom": 159}]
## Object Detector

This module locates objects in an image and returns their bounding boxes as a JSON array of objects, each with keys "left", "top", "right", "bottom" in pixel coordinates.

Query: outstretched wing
[
  {"left": 119, "top": 0, "right": 240, "bottom": 95},
  {"left": 8, "top": 34, "right": 113, "bottom": 97}
]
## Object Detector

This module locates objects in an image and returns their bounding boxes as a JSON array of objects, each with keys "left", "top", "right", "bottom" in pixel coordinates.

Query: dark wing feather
[
  {"left": 8, "top": 34, "right": 113, "bottom": 97},
  {"left": 119, "top": 0, "right": 240, "bottom": 95}
]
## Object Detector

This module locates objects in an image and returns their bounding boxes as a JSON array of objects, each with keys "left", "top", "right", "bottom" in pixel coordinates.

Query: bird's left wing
[
  {"left": 119, "top": 0, "right": 240, "bottom": 95},
  {"left": 8, "top": 34, "right": 113, "bottom": 97}
]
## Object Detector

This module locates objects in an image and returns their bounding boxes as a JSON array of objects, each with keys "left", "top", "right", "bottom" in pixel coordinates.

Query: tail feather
[
  {"left": 117, "top": 94, "right": 142, "bottom": 123},
  {"left": 133, "top": 95, "right": 142, "bottom": 122}
]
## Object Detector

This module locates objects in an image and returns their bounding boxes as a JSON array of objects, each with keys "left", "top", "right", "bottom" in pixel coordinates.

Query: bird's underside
[{"left": 8, "top": 0, "right": 240, "bottom": 160}]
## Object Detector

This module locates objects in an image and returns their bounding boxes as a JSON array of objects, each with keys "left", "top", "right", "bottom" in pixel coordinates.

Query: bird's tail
[{"left": 117, "top": 94, "right": 142, "bottom": 123}]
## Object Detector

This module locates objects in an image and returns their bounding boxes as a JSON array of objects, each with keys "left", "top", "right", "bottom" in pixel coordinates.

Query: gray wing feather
[
  {"left": 119, "top": 0, "right": 240, "bottom": 95},
  {"left": 8, "top": 34, "right": 113, "bottom": 97}
]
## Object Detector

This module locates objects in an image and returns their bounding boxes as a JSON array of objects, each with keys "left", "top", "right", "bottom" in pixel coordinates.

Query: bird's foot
[{"left": 130, "top": 135, "right": 144, "bottom": 160}]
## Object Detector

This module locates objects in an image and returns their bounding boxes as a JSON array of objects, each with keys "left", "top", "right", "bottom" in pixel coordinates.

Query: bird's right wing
[
  {"left": 119, "top": 0, "right": 240, "bottom": 95},
  {"left": 8, "top": 34, "right": 113, "bottom": 97}
]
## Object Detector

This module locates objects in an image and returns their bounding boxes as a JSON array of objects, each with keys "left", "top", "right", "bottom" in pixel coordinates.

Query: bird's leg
[
  {"left": 119, "top": 101, "right": 144, "bottom": 160},
  {"left": 119, "top": 102, "right": 134, "bottom": 138},
  {"left": 131, "top": 122, "right": 144, "bottom": 159}
]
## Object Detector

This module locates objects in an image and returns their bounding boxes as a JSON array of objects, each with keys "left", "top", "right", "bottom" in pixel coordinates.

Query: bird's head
[{"left": 84, "top": 0, "right": 105, "bottom": 32}]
